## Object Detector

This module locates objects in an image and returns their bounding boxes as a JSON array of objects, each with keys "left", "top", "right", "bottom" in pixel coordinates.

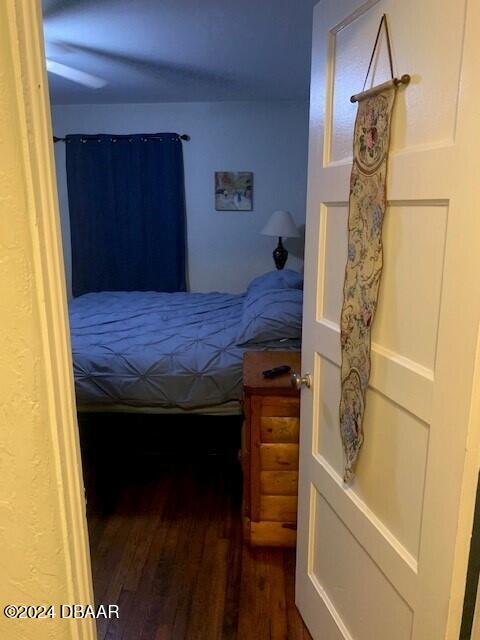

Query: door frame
[{"left": 7, "top": 2, "right": 95, "bottom": 638}]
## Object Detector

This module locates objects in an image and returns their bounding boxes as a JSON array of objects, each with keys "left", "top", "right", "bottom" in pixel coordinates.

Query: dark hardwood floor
[{"left": 79, "top": 414, "right": 312, "bottom": 640}]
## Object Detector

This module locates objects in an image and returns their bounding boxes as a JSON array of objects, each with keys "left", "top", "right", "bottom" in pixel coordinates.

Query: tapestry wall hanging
[{"left": 339, "top": 15, "right": 410, "bottom": 483}]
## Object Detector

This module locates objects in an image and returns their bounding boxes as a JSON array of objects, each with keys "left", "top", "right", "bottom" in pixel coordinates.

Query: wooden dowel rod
[{"left": 350, "top": 74, "right": 411, "bottom": 103}]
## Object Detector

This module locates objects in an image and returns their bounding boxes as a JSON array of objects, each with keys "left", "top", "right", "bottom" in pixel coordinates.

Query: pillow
[
  {"left": 237, "top": 287, "right": 303, "bottom": 345},
  {"left": 246, "top": 269, "right": 303, "bottom": 295}
]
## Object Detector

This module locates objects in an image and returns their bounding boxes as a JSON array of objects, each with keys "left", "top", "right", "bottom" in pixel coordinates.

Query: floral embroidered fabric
[{"left": 339, "top": 86, "right": 396, "bottom": 483}]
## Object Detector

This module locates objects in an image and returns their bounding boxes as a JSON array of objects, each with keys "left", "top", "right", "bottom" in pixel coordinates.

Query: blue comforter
[{"left": 69, "top": 291, "right": 299, "bottom": 409}]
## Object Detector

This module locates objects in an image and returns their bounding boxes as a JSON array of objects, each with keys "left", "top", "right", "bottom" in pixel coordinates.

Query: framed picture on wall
[{"left": 215, "top": 171, "right": 253, "bottom": 211}]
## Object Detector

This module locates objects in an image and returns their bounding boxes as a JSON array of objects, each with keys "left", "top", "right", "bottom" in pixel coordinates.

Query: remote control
[{"left": 262, "top": 365, "right": 292, "bottom": 379}]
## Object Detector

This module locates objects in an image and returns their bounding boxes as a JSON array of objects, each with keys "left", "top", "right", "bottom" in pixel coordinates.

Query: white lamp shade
[{"left": 261, "top": 210, "right": 300, "bottom": 238}]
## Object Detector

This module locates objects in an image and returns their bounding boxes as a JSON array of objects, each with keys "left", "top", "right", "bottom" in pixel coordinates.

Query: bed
[{"left": 69, "top": 270, "right": 303, "bottom": 415}]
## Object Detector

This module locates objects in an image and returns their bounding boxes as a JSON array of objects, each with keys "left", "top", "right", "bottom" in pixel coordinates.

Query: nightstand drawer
[
  {"left": 261, "top": 396, "right": 300, "bottom": 417},
  {"left": 260, "top": 470, "right": 298, "bottom": 495},
  {"left": 249, "top": 521, "right": 296, "bottom": 548},
  {"left": 260, "top": 443, "right": 299, "bottom": 470},
  {"left": 260, "top": 495, "right": 298, "bottom": 522},
  {"left": 260, "top": 416, "right": 299, "bottom": 443}
]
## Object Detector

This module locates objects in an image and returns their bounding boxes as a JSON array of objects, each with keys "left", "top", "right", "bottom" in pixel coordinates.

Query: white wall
[{"left": 52, "top": 100, "right": 309, "bottom": 296}]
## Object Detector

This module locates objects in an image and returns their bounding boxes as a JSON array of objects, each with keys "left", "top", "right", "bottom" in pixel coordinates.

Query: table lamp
[{"left": 261, "top": 210, "right": 300, "bottom": 270}]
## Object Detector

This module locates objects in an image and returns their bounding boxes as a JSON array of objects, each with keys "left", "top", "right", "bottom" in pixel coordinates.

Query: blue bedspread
[{"left": 69, "top": 291, "right": 300, "bottom": 409}]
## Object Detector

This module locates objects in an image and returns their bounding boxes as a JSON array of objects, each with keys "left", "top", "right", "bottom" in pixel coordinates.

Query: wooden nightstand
[{"left": 242, "top": 350, "right": 301, "bottom": 548}]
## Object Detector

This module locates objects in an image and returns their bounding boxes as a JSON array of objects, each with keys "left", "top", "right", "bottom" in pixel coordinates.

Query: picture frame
[{"left": 215, "top": 171, "right": 253, "bottom": 211}]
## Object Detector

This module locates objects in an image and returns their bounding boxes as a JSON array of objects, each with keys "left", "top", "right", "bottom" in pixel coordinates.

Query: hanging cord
[
  {"left": 350, "top": 14, "right": 410, "bottom": 103},
  {"left": 362, "top": 14, "right": 394, "bottom": 91}
]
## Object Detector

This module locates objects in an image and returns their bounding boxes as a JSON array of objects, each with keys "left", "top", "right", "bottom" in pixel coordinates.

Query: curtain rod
[{"left": 53, "top": 134, "right": 191, "bottom": 143}]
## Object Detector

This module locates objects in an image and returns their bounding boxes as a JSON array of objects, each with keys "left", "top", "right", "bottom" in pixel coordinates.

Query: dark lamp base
[{"left": 273, "top": 237, "right": 288, "bottom": 270}]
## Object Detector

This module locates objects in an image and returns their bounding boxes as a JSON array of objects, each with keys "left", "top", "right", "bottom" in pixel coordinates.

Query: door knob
[{"left": 291, "top": 372, "right": 312, "bottom": 391}]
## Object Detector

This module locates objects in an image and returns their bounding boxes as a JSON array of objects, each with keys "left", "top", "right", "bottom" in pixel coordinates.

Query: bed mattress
[{"left": 69, "top": 291, "right": 299, "bottom": 410}]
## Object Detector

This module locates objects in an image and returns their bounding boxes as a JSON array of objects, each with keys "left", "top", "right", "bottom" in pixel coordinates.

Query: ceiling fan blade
[
  {"left": 46, "top": 59, "right": 107, "bottom": 89},
  {"left": 45, "top": 40, "right": 75, "bottom": 58}
]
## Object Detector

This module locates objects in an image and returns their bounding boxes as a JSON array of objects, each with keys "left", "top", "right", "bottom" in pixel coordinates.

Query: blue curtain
[{"left": 66, "top": 133, "right": 187, "bottom": 296}]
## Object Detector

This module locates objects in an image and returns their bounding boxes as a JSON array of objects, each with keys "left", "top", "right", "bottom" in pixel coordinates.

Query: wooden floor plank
[
  {"left": 268, "top": 551, "right": 289, "bottom": 640},
  {"left": 150, "top": 469, "right": 211, "bottom": 640},
  {"left": 168, "top": 486, "right": 211, "bottom": 640},
  {"left": 83, "top": 425, "right": 312, "bottom": 640},
  {"left": 236, "top": 545, "right": 259, "bottom": 639},
  {"left": 220, "top": 501, "right": 243, "bottom": 640}
]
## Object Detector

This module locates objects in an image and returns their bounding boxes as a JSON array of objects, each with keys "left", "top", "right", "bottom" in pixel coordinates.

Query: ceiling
[{"left": 42, "top": 0, "right": 316, "bottom": 105}]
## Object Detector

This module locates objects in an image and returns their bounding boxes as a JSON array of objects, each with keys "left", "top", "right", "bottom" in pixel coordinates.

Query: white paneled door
[{"left": 296, "top": 1, "right": 480, "bottom": 639}]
